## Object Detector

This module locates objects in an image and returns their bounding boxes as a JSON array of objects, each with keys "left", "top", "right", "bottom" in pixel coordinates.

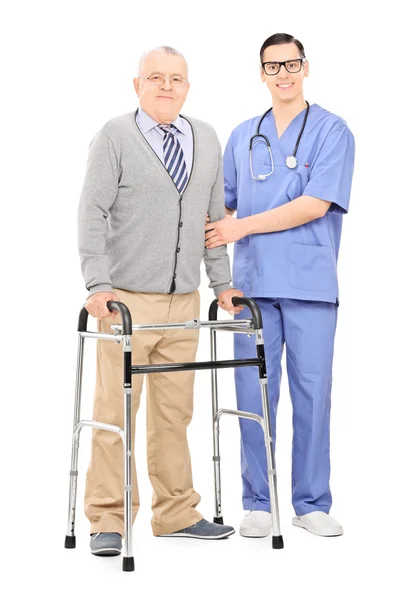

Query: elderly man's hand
[
  {"left": 85, "top": 291, "right": 120, "bottom": 320},
  {"left": 217, "top": 288, "right": 245, "bottom": 315}
]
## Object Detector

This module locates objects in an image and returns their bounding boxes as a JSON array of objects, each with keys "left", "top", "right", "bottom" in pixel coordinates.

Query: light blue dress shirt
[{"left": 135, "top": 107, "right": 193, "bottom": 173}]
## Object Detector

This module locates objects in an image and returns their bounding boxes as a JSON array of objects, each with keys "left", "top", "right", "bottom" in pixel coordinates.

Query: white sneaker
[
  {"left": 239, "top": 510, "right": 272, "bottom": 538},
  {"left": 292, "top": 511, "right": 343, "bottom": 536}
]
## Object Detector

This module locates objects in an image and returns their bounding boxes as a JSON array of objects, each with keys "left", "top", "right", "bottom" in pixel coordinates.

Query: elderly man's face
[{"left": 134, "top": 52, "right": 190, "bottom": 123}]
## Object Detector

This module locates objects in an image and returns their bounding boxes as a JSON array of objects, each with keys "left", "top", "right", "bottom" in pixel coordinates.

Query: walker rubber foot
[
  {"left": 272, "top": 535, "right": 284, "bottom": 549},
  {"left": 213, "top": 517, "right": 224, "bottom": 525},
  {"left": 64, "top": 535, "right": 76, "bottom": 549},
  {"left": 123, "top": 556, "right": 135, "bottom": 572}
]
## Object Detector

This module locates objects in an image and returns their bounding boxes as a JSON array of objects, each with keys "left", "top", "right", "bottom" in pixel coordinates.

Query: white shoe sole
[
  {"left": 91, "top": 547, "right": 122, "bottom": 556},
  {"left": 239, "top": 527, "right": 271, "bottom": 538},
  {"left": 292, "top": 517, "right": 343, "bottom": 537},
  {"left": 157, "top": 529, "right": 235, "bottom": 540}
]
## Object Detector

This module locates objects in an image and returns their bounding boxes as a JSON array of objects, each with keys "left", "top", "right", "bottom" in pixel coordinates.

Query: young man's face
[{"left": 260, "top": 42, "right": 309, "bottom": 103}]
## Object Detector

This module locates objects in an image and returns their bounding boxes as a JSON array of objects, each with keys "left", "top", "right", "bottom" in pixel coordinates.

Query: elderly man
[{"left": 78, "top": 46, "right": 243, "bottom": 556}]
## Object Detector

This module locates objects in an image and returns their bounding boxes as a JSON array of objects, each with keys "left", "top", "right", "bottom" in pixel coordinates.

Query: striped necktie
[{"left": 158, "top": 124, "right": 189, "bottom": 194}]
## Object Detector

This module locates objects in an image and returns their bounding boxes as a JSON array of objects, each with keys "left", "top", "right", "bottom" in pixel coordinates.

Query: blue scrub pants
[{"left": 234, "top": 298, "right": 338, "bottom": 516}]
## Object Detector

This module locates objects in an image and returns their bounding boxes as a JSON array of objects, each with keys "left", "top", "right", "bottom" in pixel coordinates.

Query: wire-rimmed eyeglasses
[{"left": 138, "top": 74, "right": 189, "bottom": 88}]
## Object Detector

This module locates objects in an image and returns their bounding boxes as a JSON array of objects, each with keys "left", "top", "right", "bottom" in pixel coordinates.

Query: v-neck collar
[
  {"left": 269, "top": 103, "right": 312, "bottom": 141},
  {"left": 132, "top": 108, "right": 196, "bottom": 197}
]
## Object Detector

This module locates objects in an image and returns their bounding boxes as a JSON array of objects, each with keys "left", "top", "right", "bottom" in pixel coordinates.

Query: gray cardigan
[{"left": 78, "top": 110, "right": 232, "bottom": 298}]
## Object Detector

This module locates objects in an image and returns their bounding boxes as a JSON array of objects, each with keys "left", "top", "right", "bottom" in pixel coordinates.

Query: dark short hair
[{"left": 259, "top": 33, "right": 305, "bottom": 64}]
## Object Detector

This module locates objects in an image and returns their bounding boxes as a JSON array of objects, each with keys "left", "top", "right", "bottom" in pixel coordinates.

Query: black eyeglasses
[{"left": 261, "top": 58, "right": 306, "bottom": 76}]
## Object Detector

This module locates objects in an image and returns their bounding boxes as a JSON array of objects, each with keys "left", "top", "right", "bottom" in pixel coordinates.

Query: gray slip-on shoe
[
  {"left": 157, "top": 518, "right": 235, "bottom": 540},
  {"left": 90, "top": 532, "right": 122, "bottom": 556}
]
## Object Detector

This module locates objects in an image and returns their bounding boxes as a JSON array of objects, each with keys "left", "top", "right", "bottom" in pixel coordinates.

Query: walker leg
[
  {"left": 122, "top": 334, "right": 135, "bottom": 572},
  {"left": 210, "top": 329, "right": 223, "bottom": 524},
  {"left": 255, "top": 329, "right": 284, "bottom": 549},
  {"left": 65, "top": 334, "right": 85, "bottom": 549}
]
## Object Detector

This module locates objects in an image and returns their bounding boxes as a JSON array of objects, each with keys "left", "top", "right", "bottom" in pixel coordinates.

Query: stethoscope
[{"left": 249, "top": 100, "right": 310, "bottom": 180}]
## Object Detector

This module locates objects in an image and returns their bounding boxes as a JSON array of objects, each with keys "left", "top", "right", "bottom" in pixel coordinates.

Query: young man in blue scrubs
[{"left": 205, "top": 33, "right": 355, "bottom": 537}]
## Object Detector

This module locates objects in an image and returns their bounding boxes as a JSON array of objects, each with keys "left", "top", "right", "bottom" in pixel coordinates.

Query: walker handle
[
  {"left": 78, "top": 306, "right": 89, "bottom": 332},
  {"left": 208, "top": 297, "right": 263, "bottom": 329},
  {"left": 77, "top": 301, "right": 133, "bottom": 334},
  {"left": 106, "top": 301, "right": 133, "bottom": 335}
]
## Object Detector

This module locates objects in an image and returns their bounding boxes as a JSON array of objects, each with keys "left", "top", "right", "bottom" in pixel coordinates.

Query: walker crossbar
[
  {"left": 130, "top": 358, "right": 263, "bottom": 375},
  {"left": 110, "top": 318, "right": 254, "bottom": 332},
  {"left": 65, "top": 296, "right": 283, "bottom": 573}
]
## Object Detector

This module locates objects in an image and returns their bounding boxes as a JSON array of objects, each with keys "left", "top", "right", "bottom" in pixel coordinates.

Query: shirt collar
[{"left": 137, "top": 107, "right": 189, "bottom": 136}]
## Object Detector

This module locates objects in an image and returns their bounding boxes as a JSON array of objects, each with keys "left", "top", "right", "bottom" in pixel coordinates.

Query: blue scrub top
[{"left": 224, "top": 103, "right": 355, "bottom": 304}]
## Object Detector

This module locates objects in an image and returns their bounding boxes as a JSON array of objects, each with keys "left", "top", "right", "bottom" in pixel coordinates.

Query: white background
[{"left": 2, "top": 0, "right": 399, "bottom": 598}]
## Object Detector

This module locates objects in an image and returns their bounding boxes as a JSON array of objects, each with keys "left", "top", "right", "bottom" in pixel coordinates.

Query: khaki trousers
[{"left": 84, "top": 288, "right": 202, "bottom": 536}]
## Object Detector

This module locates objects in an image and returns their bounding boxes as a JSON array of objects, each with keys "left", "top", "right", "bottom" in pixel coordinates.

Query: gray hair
[{"left": 137, "top": 46, "right": 188, "bottom": 75}]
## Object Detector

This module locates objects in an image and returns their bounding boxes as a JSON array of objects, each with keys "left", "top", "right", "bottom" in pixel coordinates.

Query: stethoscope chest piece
[{"left": 286, "top": 155, "right": 298, "bottom": 169}]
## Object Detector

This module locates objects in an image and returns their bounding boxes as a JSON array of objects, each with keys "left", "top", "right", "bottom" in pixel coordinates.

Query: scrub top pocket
[
  {"left": 289, "top": 242, "right": 332, "bottom": 292},
  {"left": 286, "top": 165, "right": 310, "bottom": 201}
]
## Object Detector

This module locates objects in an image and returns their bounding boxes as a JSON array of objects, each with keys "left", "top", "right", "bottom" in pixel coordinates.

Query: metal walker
[{"left": 64, "top": 296, "right": 283, "bottom": 571}]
